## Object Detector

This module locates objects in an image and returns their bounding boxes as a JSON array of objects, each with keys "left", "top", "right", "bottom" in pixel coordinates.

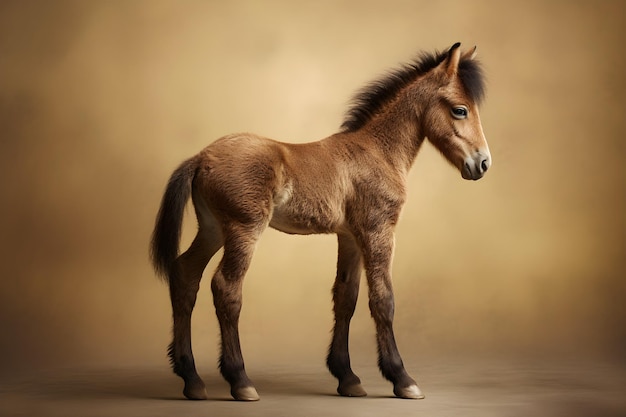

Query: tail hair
[{"left": 149, "top": 157, "right": 198, "bottom": 281}]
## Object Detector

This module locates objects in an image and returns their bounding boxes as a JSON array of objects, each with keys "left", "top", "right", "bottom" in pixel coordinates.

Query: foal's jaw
[{"left": 461, "top": 148, "right": 491, "bottom": 180}]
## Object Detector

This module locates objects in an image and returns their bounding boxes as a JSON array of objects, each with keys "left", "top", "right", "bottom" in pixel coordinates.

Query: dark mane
[{"left": 340, "top": 47, "right": 485, "bottom": 132}]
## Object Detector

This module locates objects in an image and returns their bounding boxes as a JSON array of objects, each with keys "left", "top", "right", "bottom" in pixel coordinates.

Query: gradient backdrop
[{"left": 0, "top": 0, "right": 624, "bottom": 376}]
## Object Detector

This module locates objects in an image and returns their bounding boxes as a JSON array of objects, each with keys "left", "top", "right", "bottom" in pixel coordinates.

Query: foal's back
[{"left": 192, "top": 132, "right": 386, "bottom": 236}]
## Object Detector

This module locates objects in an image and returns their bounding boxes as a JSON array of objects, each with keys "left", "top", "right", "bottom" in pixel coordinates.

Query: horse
[{"left": 150, "top": 42, "right": 491, "bottom": 402}]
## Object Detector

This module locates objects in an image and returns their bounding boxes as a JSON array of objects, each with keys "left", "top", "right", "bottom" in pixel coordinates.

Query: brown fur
[{"left": 150, "top": 43, "right": 491, "bottom": 401}]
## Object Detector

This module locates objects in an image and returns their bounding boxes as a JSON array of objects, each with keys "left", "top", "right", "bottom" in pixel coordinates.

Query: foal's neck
[{"left": 360, "top": 90, "right": 428, "bottom": 175}]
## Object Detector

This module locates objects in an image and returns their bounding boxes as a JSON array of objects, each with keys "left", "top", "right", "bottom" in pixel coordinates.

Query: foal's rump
[{"left": 192, "top": 134, "right": 284, "bottom": 224}]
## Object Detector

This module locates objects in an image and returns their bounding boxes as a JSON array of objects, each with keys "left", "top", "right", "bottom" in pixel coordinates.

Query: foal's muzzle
[{"left": 462, "top": 150, "right": 491, "bottom": 180}]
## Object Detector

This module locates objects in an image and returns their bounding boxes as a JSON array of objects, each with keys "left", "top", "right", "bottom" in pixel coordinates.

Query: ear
[
  {"left": 461, "top": 45, "right": 477, "bottom": 61},
  {"left": 445, "top": 42, "right": 462, "bottom": 77}
]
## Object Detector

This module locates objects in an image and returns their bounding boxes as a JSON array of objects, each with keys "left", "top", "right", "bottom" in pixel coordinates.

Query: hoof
[
  {"left": 338, "top": 382, "right": 368, "bottom": 397},
  {"left": 232, "top": 386, "right": 260, "bottom": 401},
  {"left": 394, "top": 384, "right": 425, "bottom": 400},
  {"left": 183, "top": 380, "right": 208, "bottom": 400}
]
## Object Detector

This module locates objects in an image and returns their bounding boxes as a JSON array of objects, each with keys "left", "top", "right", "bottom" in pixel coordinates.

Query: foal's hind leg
[
  {"left": 169, "top": 214, "right": 223, "bottom": 400},
  {"left": 327, "top": 233, "right": 367, "bottom": 397},
  {"left": 211, "top": 222, "right": 264, "bottom": 401}
]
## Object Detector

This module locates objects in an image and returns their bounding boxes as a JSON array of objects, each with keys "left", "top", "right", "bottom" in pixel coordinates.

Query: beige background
[{"left": 0, "top": 0, "right": 624, "bottom": 381}]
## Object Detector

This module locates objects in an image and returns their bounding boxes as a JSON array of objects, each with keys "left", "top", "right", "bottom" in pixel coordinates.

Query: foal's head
[
  {"left": 342, "top": 43, "right": 491, "bottom": 180},
  {"left": 422, "top": 43, "right": 491, "bottom": 180}
]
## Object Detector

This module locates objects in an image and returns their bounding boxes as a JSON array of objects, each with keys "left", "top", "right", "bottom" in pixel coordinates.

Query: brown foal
[{"left": 150, "top": 42, "right": 491, "bottom": 402}]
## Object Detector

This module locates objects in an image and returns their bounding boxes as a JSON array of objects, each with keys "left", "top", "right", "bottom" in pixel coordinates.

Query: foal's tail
[{"left": 150, "top": 156, "right": 199, "bottom": 281}]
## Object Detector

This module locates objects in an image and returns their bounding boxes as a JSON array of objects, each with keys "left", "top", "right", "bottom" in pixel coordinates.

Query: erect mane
[{"left": 340, "top": 47, "right": 485, "bottom": 133}]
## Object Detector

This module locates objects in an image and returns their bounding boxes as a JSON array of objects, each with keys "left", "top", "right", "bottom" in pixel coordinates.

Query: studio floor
[{"left": 2, "top": 357, "right": 625, "bottom": 417}]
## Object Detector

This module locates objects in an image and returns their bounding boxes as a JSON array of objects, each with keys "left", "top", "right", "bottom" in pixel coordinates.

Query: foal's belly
[
  {"left": 269, "top": 212, "right": 317, "bottom": 235},
  {"left": 269, "top": 200, "right": 342, "bottom": 235}
]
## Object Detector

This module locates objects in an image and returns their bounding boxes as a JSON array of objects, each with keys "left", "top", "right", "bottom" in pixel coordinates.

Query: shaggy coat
[{"left": 150, "top": 42, "right": 491, "bottom": 401}]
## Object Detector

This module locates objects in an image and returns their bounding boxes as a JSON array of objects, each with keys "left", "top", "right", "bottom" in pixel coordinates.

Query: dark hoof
[
  {"left": 232, "top": 386, "right": 260, "bottom": 401},
  {"left": 338, "top": 382, "right": 368, "bottom": 397},
  {"left": 183, "top": 379, "right": 208, "bottom": 400}
]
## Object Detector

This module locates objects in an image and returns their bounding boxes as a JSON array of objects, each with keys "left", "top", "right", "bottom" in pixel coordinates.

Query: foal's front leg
[
  {"left": 327, "top": 233, "right": 367, "bottom": 397},
  {"left": 362, "top": 229, "right": 424, "bottom": 399}
]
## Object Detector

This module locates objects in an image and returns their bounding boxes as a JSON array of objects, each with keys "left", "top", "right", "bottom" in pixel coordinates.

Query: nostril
[{"left": 481, "top": 159, "right": 489, "bottom": 173}]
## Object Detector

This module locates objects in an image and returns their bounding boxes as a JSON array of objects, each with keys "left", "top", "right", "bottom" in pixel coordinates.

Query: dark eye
[{"left": 451, "top": 106, "right": 468, "bottom": 119}]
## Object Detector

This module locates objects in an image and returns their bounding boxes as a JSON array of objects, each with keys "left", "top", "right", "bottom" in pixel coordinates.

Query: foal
[{"left": 150, "top": 43, "right": 491, "bottom": 401}]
